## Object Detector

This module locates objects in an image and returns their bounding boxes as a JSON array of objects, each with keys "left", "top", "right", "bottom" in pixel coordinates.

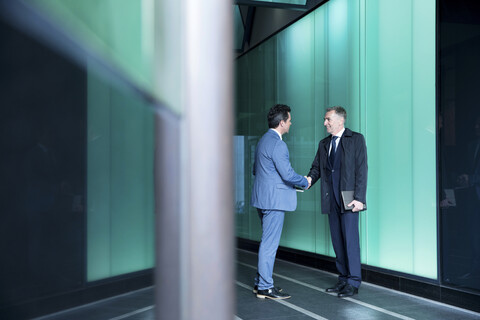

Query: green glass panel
[
  {"left": 234, "top": 5, "right": 244, "bottom": 50},
  {"left": 235, "top": 0, "right": 436, "bottom": 279},
  {"left": 87, "top": 67, "right": 155, "bottom": 281},
  {"left": 87, "top": 71, "right": 112, "bottom": 280},
  {"left": 275, "top": 17, "right": 316, "bottom": 252},
  {"left": 28, "top": 0, "right": 155, "bottom": 101},
  {"left": 364, "top": 0, "right": 436, "bottom": 278},
  {"left": 253, "top": 0, "right": 307, "bottom": 4},
  {"left": 27, "top": 0, "right": 158, "bottom": 281}
]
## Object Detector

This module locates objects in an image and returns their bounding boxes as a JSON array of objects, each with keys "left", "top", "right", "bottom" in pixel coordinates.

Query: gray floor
[{"left": 36, "top": 249, "right": 480, "bottom": 320}]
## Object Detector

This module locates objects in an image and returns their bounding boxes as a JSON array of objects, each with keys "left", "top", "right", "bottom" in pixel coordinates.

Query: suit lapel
[{"left": 324, "top": 137, "right": 332, "bottom": 166}]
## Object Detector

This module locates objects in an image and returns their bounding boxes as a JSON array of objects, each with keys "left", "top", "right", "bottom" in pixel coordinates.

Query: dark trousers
[{"left": 328, "top": 201, "right": 362, "bottom": 288}]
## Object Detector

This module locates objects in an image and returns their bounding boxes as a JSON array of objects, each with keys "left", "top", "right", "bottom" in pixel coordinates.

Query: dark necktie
[{"left": 329, "top": 136, "right": 338, "bottom": 163}]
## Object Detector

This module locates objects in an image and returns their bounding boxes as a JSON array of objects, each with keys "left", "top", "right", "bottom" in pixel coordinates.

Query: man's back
[{"left": 251, "top": 130, "right": 305, "bottom": 212}]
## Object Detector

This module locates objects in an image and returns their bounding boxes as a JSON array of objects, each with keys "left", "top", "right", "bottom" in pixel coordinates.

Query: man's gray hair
[{"left": 326, "top": 106, "right": 347, "bottom": 120}]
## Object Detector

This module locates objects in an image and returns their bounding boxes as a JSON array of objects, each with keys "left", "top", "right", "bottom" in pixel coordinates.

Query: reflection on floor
[{"left": 36, "top": 249, "right": 480, "bottom": 320}]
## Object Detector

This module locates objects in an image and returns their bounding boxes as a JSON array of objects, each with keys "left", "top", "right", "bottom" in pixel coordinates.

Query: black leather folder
[{"left": 341, "top": 190, "right": 367, "bottom": 211}]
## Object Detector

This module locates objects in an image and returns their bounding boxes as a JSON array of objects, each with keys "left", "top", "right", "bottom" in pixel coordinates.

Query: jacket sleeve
[
  {"left": 307, "top": 141, "right": 322, "bottom": 186},
  {"left": 354, "top": 134, "right": 368, "bottom": 203},
  {"left": 272, "top": 140, "right": 308, "bottom": 188}
]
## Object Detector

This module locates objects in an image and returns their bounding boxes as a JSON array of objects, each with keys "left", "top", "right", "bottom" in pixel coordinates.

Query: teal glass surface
[
  {"left": 235, "top": 0, "right": 436, "bottom": 278},
  {"left": 87, "top": 68, "right": 155, "bottom": 281},
  {"left": 29, "top": 0, "right": 155, "bottom": 101},
  {"left": 253, "top": 0, "right": 307, "bottom": 4},
  {"left": 276, "top": 17, "right": 317, "bottom": 252},
  {"left": 234, "top": 5, "right": 244, "bottom": 50},
  {"left": 364, "top": 0, "right": 437, "bottom": 277},
  {"left": 27, "top": 0, "right": 157, "bottom": 282}
]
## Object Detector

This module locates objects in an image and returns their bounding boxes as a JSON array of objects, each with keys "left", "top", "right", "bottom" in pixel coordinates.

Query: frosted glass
[
  {"left": 29, "top": 1, "right": 158, "bottom": 282},
  {"left": 364, "top": 0, "right": 436, "bottom": 278},
  {"left": 29, "top": 0, "right": 155, "bottom": 102},
  {"left": 87, "top": 69, "right": 155, "bottom": 281},
  {"left": 275, "top": 17, "right": 316, "bottom": 252},
  {"left": 235, "top": 0, "right": 436, "bottom": 279}
]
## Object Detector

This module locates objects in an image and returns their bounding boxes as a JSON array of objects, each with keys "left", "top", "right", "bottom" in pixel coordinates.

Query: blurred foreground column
[{"left": 154, "top": 1, "right": 234, "bottom": 320}]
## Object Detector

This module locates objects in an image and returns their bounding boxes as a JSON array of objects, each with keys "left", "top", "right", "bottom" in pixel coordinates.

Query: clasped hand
[{"left": 304, "top": 176, "right": 312, "bottom": 189}]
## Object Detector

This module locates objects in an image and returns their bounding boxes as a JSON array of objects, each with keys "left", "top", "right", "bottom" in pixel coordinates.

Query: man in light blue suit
[{"left": 251, "top": 104, "right": 310, "bottom": 300}]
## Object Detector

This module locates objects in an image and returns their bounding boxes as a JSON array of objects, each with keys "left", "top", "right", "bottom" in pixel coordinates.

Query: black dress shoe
[
  {"left": 253, "top": 285, "right": 282, "bottom": 294},
  {"left": 326, "top": 281, "right": 347, "bottom": 293},
  {"left": 256, "top": 287, "right": 291, "bottom": 300},
  {"left": 338, "top": 284, "right": 358, "bottom": 297}
]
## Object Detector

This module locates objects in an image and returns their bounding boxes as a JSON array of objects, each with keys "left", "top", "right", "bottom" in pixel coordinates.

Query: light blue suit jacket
[{"left": 251, "top": 129, "right": 308, "bottom": 212}]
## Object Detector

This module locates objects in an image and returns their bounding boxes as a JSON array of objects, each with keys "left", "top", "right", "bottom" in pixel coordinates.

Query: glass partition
[
  {"left": 87, "top": 69, "right": 155, "bottom": 282},
  {"left": 0, "top": 1, "right": 157, "bottom": 315},
  {"left": 439, "top": 0, "right": 480, "bottom": 292},
  {"left": 235, "top": 0, "right": 437, "bottom": 279},
  {"left": 0, "top": 17, "right": 87, "bottom": 308},
  {"left": 29, "top": 0, "right": 155, "bottom": 96},
  {"left": 23, "top": 0, "right": 158, "bottom": 282}
]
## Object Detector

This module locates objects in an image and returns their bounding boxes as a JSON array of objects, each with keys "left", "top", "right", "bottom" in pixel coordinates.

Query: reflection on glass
[
  {"left": 0, "top": 17, "right": 86, "bottom": 305},
  {"left": 252, "top": 0, "right": 307, "bottom": 5},
  {"left": 87, "top": 68, "right": 155, "bottom": 281},
  {"left": 439, "top": 2, "right": 480, "bottom": 290},
  {"left": 234, "top": 136, "right": 246, "bottom": 215},
  {"left": 234, "top": 5, "right": 244, "bottom": 51},
  {"left": 0, "top": 9, "right": 156, "bottom": 315}
]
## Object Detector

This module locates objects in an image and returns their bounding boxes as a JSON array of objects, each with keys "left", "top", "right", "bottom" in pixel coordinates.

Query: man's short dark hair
[
  {"left": 268, "top": 104, "right": 291, "bottom": 128},
  {"left": 326, "top": 106, "right": 347, "bottom": 120}
]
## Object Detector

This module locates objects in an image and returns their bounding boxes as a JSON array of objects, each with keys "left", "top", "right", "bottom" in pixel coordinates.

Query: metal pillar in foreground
[{"left": 155, "top": 0, "right": 234, "bottom": 319}]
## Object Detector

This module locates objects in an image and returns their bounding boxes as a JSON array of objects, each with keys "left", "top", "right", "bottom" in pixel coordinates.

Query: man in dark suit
[
  {"left": 251, "top": 104, "right": 309, "bottom": 300},
  {"left": 307, "top": 106, "right": 368, "bottom": 297}
]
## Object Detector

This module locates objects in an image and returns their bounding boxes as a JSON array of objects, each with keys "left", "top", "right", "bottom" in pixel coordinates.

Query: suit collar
[
  {"left": 267, "top": 129, "right": 281, "bottom": 140},
  {"left": 322, "top": 127, "right": 353, "bottom": 150},
  {"left": 331, "top": 127, "right": 345, "bottom": 139},
  {"left": 343, "top": 128, "right": 353, "bottom": 137},
  {"left": 269, "top": 128, "right": 282, "bottom": 140}
]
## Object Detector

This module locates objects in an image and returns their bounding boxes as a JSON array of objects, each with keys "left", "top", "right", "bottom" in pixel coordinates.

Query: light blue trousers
[{"left": 254, "top": 209, "right": 285, "bottom": 290}]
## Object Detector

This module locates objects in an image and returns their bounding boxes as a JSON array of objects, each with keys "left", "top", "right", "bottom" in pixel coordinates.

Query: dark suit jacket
[{"left": 308, "top": 128, "right": 368, "bottom": 214}]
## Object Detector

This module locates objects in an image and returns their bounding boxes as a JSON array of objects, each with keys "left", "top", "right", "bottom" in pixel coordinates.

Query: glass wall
[
  {"left": 0, "top": 0, "right": 157, "bottom": 317},
  {"left": 87, "top": 70, "right": 155, "bottom": 282},
  {"left": 235, "top": 0, "right": 437, "bottom": 279},
  {"left": 26, "top": 0, "right": 157, "bottom": 282},
  {"left": 439, "top": 0, "right": 480, "bottom": 292},
  {"left": 0, "top": 17, "right": 87, "bottom": 313},
  {"left": 29, "top": 0, "right": 155, "bottom": 94}
]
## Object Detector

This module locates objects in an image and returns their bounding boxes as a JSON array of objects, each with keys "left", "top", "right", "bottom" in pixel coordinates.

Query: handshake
[{"left": 304, "top": 176, "right": 312, "bottom": 189}]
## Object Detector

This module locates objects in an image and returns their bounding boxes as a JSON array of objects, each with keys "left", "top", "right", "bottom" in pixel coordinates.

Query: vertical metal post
[
  {"left": 155, "top": 1, "right": 234, "bottom": 319},
  {"left": 155, "top": 109, "right": 182, "bottom": 320},
  {"left": 185, "top": 0, "right": 235, "bottom": 314}
]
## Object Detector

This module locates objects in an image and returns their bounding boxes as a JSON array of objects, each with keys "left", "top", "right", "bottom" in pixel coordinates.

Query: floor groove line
[
  {"left": 236, "top": 281, "right": 329, "bottom": 320},
  {"left": 238, "top": 249, "right": 480, "bottom": 318},
  {"left": 237, "top": 261, "right": 416, "bottom": 320}
]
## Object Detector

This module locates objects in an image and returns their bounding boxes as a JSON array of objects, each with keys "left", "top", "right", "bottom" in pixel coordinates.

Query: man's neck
[
  {"left": 271, "top": 128, "right": 283, "bottom": 139},
  {"left": 332, "top": 127, "right": 345, "bottom": 137}
]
